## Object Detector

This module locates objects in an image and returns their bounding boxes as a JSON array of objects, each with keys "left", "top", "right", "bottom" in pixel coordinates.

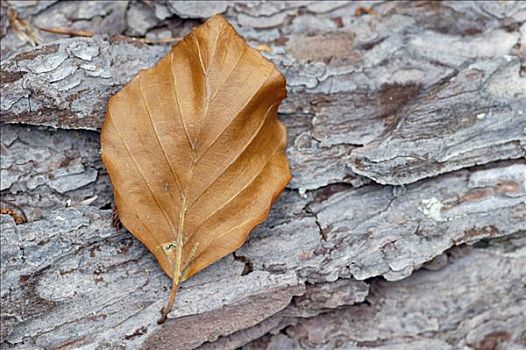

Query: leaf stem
[
  {"left": 158, "top": 274, "right": 180, "bottom": 324},
  {"left": 158, "top": 190, "right": 188, "bottom": 324}
]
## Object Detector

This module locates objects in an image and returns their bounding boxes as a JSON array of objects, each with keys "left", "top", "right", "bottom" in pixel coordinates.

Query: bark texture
[{"left": 1, "top": 1, "right": 525, "bottom": 349}]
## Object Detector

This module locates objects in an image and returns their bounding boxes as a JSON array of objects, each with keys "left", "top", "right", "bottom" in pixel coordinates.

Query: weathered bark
[
  {"left": 242, "top": 240, "right": 526, "bottom": 350},
  {"left": 1, "top": 1, "right": 525, "bottom": 349},
  {"left": 1, "top": 159, "right": 524, "bottom": 349},
  {"left": 0, "top": 124, "right": 110, "bottom": 220}
]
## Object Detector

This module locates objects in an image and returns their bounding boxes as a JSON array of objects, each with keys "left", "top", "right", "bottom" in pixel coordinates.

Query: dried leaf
[{"left": 100, "top": 15, "right": 290, "bottom": 323}]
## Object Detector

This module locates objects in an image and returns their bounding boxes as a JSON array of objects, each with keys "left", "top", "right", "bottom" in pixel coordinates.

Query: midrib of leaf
[
  {"left": 161, "top": 36, "right": 219, "bottom": 317},
  {"left": 138, "top": 76, "right": 188, "bottom": 297},
  {"left": 192, "top": 29, "right": 219, "bottom": 150},
  {"left": 164, "top": 34, "right": 212, "bottom": 312},
  {"left": 171, "top": 32, "right": 221, "bottom": 284},
  {"left": 170, "top": 27, "right": 231, "bottom": 263},
  {"left": 159, "top": 157, "right": 191, "bottom": 323},
  {"left": 165, "top": 45, "right": 203, "bottom": 308},
  {"left": 180, "top": 46, "right": 275, "bottom": 248},
  {"left": 161, "top": 28, "right": 276, "bottom": 321}
]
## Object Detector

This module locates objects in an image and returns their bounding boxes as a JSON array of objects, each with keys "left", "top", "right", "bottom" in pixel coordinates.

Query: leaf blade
[{"left": 101, "top": 14, "right": 290, "bottom": 315}]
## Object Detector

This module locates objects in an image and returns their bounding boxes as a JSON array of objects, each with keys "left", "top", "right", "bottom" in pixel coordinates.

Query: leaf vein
[
  {"left": 114, "top": 187, "right": 173, "bottom": 266},
  {"left": 170, "top": 52, "right": 195, "bottom": 150},
  {"left": 189, "top": 136, "right": 282, "bottom": 238},
  {"left": 189, "top": 101, "right": 279, "bottom": 209},
  {"left": 194, "top": 42, "right": 248, "bottom": 153},
  {"left": 138, "top": 78, "right": 183, "bottom": 197},
  {"left": 195, "top": 68, "right": 275, "bottom": 165},
  {"left": 107, "top": 111, "right": 178, "bottom": 241},
  {"left": 190, "top": 144, "right": 283, "bottom": 259},
  {"left": 193, "top": 34, "right": 207, "bottom": 75}
]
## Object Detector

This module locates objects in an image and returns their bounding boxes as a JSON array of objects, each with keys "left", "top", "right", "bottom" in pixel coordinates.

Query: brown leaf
[{"left": 100, "top": 15, "right": 290, "bottom": 323}]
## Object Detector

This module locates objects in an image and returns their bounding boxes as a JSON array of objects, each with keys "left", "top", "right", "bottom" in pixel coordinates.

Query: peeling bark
[
  {"left": 243, "top": 240, "right": 526, "bottom": 350},
  {"left": 1, "top": 1, "right": 525, "bottom": 349},
  {"left": 1, "top": 161, "right": 524, "bottom": 349}
]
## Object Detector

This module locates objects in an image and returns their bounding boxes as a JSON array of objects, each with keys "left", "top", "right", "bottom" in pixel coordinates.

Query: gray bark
[
  {"left": 242, "top": 240, "right": 526, "bottom": 350},
  {"left": 1, "top": 1, "right": 525, "bottom": 349}
]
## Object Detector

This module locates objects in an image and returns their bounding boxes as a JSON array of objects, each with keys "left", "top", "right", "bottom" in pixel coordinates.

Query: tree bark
[{"left": 1, "top": 1, "right": 525, "bottom": 349}]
